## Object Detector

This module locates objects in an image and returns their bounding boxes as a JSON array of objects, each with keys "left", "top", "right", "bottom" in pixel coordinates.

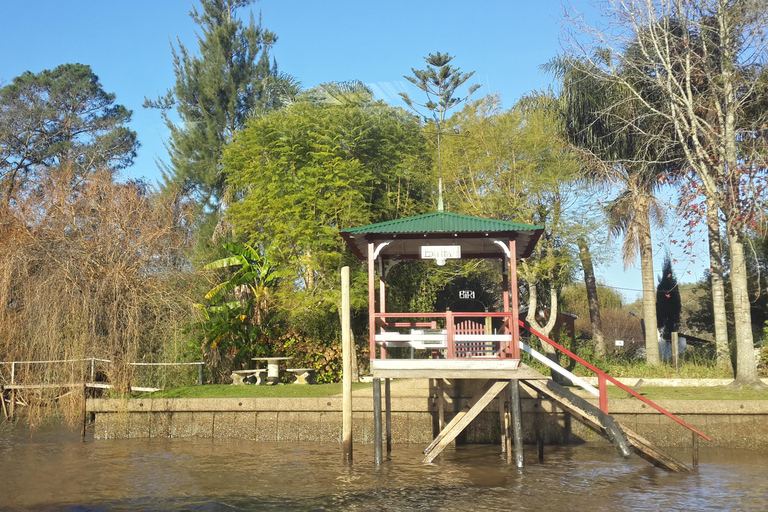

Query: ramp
[{"left": 521, "top": 378, "right": 693, "bottom": 473}]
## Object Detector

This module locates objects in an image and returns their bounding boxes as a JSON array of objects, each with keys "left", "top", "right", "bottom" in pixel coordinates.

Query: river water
[{"left": 1, "top": 424, "right": 766, "bottom": 511}]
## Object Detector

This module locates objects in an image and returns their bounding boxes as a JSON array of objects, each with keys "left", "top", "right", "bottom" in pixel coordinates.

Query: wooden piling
[
  {"left": 693, "top": 431, "right": 699, "bottom": 470},
  {"left": 373, "top": 378, "right": 383, "bottom": 465},
  {"left": 672, "top": 332, "right": 679, "bottom": 372},
  {"left": 510, "top": 379, "right": 524, "bottom": 468},
  {"left": 81, "top": 383, "right": 88, "bottom": 441},
  {"left": 385, "top": 378, "right": 392, "bottom": 454},
  {"left": 341, "top": 266, "right": 353, "bottom": 463},
  {"left": 0, "top": 386, "right": 8, "bottom": 420},
  {"left": 502, "top": 387, "right": 512, "bottom": 463}
]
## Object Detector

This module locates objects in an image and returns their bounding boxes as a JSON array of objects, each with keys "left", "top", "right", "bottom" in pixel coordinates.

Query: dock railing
[
  {"left": 373, "top": 311, "right": 519, "bottom": 359},
  {"left": 520, "top": 320, "right": 712, "bottom": 444}
]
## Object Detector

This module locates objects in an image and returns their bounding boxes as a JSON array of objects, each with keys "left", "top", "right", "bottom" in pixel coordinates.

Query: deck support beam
[
  {"left": 510, "top": 379, "right": 525, "bottom": 468},
  {"left": 373, "top": 378, "right": 383, "bottom": 464},
  {"left": 423, "top": 380, "right": 507, "bottom": 464},
  {"left": 385, "top": 378, "right": 392, "bottom": 454}
]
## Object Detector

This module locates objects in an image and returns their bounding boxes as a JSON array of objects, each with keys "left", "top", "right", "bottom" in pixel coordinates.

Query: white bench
[
  {"left": 286, "top": 368, "right": 316, "bottom": 384},
  {"left": 230, "top": 369, "right": 267, "bottom": 385}
]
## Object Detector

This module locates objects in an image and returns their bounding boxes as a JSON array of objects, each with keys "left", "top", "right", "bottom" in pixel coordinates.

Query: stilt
[
  {"left": 692, "top": 431, "right": 699, "bottom": 470},
  {"left": 510, "top": 379, "right": 524, "bottom": 468},
  {"left": 81, "top": 383, "right": 88, "bottom": 441},
  {"left": 499, "top": 386, "right": 508, "bottom": 456},
  {"left": 385, "top": 378, "right": 392, "bottom": 454},
  {"left": 373, "top": 378, "right": 383, "bottom": 465},
  {"left": 437, "top": 379, "right": 445, "bottom": 432},
  {"left": 502, "top": 386, "right": 512, "bottom": 463},
  {"left": 9, "top": 389, "right": 15, "bottom": 420}
]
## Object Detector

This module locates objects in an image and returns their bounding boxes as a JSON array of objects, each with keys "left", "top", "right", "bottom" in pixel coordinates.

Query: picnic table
[{"left": 252, "top": 357, "right": 292, "bottom": 385}]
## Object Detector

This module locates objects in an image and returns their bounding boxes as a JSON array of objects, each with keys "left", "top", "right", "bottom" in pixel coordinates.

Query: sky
[{"left": 0, "top": 0, "right": 710, "bottom": 302}]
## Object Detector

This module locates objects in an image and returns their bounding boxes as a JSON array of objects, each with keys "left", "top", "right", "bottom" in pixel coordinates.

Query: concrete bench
[
  {"left": 286, "top": 368, "right": 316, "bottom": 385},
  {"left": 230, "top": 369, "right": 267, "bottom": 385}
]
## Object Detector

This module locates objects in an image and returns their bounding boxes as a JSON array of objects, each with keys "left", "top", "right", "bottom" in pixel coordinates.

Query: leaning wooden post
[
  {"left": 342, "top": 266, "right": 353, "bottom": 463},
  {"left": 510, "top": 379, "right": 524, "bottom": 468},
  {"left": 373, "top": 378, "right": 383, "bottom": 465}
]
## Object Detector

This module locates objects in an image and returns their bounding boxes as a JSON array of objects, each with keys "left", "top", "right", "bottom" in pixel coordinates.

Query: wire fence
[{"left": 0, "top": 358, "right": 204, "bottom": 390}]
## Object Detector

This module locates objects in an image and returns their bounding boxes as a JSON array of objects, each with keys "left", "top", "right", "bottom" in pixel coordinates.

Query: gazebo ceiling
[{"left": 340, "top": 211, "right": 543, "bottom": 261}]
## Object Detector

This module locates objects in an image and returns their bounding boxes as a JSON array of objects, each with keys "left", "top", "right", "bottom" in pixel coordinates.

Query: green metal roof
[
  {"left": 340, "top": 211, "right": 544, "bottom": 261},
  {"left": 341, "top": 211, "right": 542, "bottom": 235}
]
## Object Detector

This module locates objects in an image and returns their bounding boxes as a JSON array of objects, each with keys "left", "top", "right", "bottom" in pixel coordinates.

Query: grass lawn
[
  {"left": 605, "top": 385, "right": 768, "bottom": 401},
  {"left": 135, "top": 382, "right": 372, "bottom": 399}
]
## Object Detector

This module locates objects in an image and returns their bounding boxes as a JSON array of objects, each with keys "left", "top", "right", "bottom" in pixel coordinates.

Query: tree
[
  {"left": 656, "top": 254, "right": 681, "bottom": 341},
  {"left": 399, "top": 52, "right": 480, "bottom": 211},
  {"left": 222, "top": 83, "right": 431, "bottom": 332},
  {"left": 545, "top": 55, "right": 685, "bottom": 365},
  {"left": 145, "top": 0, "right": 280, "bottom": 212},
  {"left": 194, "top": 242, "right": 283, "bottom": 377},
  {"left": 441, "top": 94, "right": 581, "bottom": 361},
  {"left": 0, "top": 63, "right": 138, "bottom": 205},
  {"left": 564, "top": 0, "right": 768, "bottom": 388}
]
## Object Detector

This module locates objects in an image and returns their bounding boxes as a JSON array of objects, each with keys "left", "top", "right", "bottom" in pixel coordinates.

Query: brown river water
[{"left": 1, "top": 424, "right": 767, "bottom": 511}]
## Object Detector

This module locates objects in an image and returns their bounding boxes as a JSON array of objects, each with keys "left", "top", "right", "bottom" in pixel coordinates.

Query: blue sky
[{"left": 0, "top": 1, "right": 709, "bottom": 300}]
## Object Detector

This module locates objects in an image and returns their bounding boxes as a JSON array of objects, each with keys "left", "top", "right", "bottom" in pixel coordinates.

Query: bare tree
[{"left": 564, "top": 0, "right": 768, "bottom": 387}]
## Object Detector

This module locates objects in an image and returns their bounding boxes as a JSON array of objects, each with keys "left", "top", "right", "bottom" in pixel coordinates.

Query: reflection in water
[{"left": 1, "top": 424, "right": 766, "bottom": 511}]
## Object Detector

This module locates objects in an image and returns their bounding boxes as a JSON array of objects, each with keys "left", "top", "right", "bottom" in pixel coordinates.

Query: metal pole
[
  {"left": 510, "top": 380, "right": 524, "bottom": 468},
  {"left": 342, "top": 266, "right": 353, "bottom": 463},
  {"left": 373, "top": 378, "right": 383, "bottom": 464}
]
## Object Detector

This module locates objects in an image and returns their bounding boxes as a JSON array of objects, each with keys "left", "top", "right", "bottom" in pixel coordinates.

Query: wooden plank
[
  {"left": 622, "top": 425, "right": 693, "bottom": 473},
  {"left": 423, "top": 380, "right": 508, "bottom": 463}
]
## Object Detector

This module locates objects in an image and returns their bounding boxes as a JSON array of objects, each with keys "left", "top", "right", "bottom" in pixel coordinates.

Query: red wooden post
[
  {"left": 378, "top": 258, "right": 387, "bottom": 359},
  {"left": 446, "top": 310, "right": 455, "bottom": 358},
  {"left": 509, "top": 240, "right": 520, "bottom": 360},
  {"left": 598, "top": 373, "right": 609, "bottom": 413},
  {"left": 367, "top": 242, "right": 376, "bottom": 360}
]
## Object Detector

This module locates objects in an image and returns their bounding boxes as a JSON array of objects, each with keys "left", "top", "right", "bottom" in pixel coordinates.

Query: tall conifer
[{"left": 145, "top": 0, "right": 280, "bottom": 211}]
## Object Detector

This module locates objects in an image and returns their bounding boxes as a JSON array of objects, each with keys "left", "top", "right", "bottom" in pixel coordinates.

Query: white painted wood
[{"left": 520, "top": 341, "right": 599, "bottom": 397}]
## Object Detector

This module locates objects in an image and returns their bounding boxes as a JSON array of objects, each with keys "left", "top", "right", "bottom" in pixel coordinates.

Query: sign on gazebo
[{"left": 421, "top": 245, "right": 461, "bottom": 265}]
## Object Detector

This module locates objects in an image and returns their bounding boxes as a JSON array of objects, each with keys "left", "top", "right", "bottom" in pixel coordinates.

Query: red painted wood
[
  {"left": 520, "top": 320, "right": 712, "bottom": 441},
  {"left": 598, "top": 374, "right": 609, "bottom": 413},
  {"left": 368, "top": 242, "right": 376, "bottom": 360}
]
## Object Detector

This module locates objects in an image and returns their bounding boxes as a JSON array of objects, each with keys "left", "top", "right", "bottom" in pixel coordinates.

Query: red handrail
[{"left": 521, "top": 320, "right": 712, "bottom": 442}]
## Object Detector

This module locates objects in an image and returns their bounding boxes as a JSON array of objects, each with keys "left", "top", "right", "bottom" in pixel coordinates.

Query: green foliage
[
  {"left": 0, "top": 63, "right": 138, "bottom": 204},
  {"left": 223, "top": 85, "right": 431, "bottom": 336},
  {"left": 145, "top": 0, "right": 283, "bottom": 210},
  {"left": 194, "top": 243, "right": 285, "bottom": 372}
]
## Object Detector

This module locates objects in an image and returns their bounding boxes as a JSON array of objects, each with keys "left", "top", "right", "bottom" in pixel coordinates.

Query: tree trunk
[
  {"left": 578, "top": 238, "right": 605, "bottom": 356},
  {"left": 637, "top": 198, "right": 660, "bottom": 365},
  {"left": 726, "top": 225, "right": 765, "bottom": 388},
  {"left": 706, "top": 197, "right": 732, "bottom": 372}
]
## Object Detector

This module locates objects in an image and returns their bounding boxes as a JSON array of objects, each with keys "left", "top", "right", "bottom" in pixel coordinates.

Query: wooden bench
[
  {"left": 286, "top": 368, "right": 316, "bottom": 384},
  {"left": 230, "top": 369, "right": 267, "bottom": 385}
]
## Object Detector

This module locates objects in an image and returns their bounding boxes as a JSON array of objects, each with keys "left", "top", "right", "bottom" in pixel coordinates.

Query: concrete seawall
[{"left": 87, "top": 380, "right": 768, "bottom": 450}]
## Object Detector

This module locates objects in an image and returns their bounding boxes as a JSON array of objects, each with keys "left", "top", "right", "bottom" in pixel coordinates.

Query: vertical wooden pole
[
  {"left": 342, "top": 266, "right": 353, "bottom": 463},
  {"left": 81, "top": 383, "right": 88, "bottom": 442},
  {"left": 499, "top": 387, "right": 507, "bottom": 455},
  {"left": 385, "top": 378, "right": 392, "bottom": 454},
  {"left": 509, "top": 241, "right": 520, "bottom": 359},
  {"left": 510, "top": 379, "right": 524, "bottom": 468},
  {"left": 1, "top": 387, "right": 8, "bottom": 420},
  {"left": 378, "top": 258, "right": 387, "bottom": 359},
  {"left": 692, "top": 431, "right": 699, "bottom": 470},
  {"left": 437, "top": 379, "right": 445, "bottom": 432},
  {"left": 503, "top": 387, "right": 513, "bottom": 463},
  {"left": 367, "top": 242, "right": 376, "bottom": 361},
  {"left": 373, "top": 378, "right": 383, "bottom": 465},
  {"left": 672, "top": 332, "right": 679, "bottom": 372},
  {"left": 9, "top": 389, "right": 15, "bottom": 420}
]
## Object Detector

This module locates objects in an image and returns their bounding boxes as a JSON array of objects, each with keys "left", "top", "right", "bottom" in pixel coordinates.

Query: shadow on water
[{"left": 1, "top": 424, "right": 767, "bottom": 511}]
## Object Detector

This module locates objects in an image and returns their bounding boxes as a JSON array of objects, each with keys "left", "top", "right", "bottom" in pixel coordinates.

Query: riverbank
[{"left": 87, "top": 378, "right": 768, "bottom": 450}]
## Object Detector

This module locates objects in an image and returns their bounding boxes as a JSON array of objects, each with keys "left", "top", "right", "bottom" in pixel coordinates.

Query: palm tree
[{"left": 546, "top": 55, "right": 682, "bottom": 365}]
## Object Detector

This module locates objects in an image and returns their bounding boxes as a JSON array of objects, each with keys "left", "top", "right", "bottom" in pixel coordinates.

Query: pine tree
[
  {"left": 145, "top": 0, "right": 282, "bottom": 211},
  {"left": 656, "top": 254, "right": 681, "bottom": 341}
]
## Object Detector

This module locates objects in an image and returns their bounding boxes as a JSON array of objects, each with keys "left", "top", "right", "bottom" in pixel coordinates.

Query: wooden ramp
[{"left": 520, "top": 378, "right": 693, "bottom": 473}]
